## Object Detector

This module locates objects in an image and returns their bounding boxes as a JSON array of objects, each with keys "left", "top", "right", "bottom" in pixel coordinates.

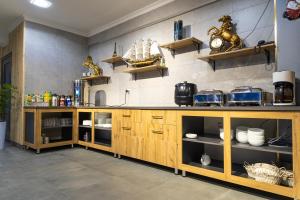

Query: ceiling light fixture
[{"left": 30, "top": 0, "right": 52, "bottom": 8}]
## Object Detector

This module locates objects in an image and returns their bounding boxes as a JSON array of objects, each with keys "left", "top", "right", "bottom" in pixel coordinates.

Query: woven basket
[
  {"left": 281, "top": 169, "right": 294, "bottom": 187},
  {"left": 244, "top": 162, "right": 282, "bottom": 185}
]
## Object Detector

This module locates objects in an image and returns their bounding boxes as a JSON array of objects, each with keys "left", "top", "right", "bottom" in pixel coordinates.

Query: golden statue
[
  {"left": 208, "top": 15, "right": 243, "bottom": 53},
  {"left": 82, "top": 56, "right": 103, "bottom": 76}
]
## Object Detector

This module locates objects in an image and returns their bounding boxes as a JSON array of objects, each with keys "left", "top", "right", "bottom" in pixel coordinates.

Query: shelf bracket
[
  {"left": 168, "top": 48, "right": 176, "bottom": 57},
  {"left": 209, "top": 60, "right": 216, "bottom": 71},
  {"left": 192, "top": 42, "right": 201, "bottom": 54},
  {"left": 159, "top": 69, "right": 165, "bottom": 77},
  {"left": 264, "top": 49, "right": 271, "bottom": 65}
]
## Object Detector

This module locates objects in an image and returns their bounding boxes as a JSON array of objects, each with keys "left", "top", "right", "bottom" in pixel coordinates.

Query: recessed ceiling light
[{"left": 30, "top": 0, "right": 52, "bottom": 8}]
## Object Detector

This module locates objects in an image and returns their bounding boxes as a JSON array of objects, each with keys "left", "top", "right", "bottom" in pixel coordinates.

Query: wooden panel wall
[{"left": 0, "top": 22, "right": 25, "bottom": 145}]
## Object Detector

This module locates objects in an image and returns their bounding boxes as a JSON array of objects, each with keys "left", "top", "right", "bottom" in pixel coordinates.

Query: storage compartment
[
  {"left": 182, "top": 116, "right": 224, "bottom": 172},
  {"left": 94, "top": 112, "right": 112, "bottom": 147},
  {"left": 41, "top": 112, "right": 73, "bottom": 144},
  {"left": 231, "top": 118, "right": 293, "bottom": 188},
  {"left": 25, "top": 112, "right": 35, "bottom": 144},
  {"left": 78, "top": 112, "right": 92, "bottom": 142}
]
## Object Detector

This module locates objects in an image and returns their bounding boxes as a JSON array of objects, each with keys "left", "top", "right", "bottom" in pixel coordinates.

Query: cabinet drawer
[
  {"left": 121, "top": 110, "right": 142, "bottom": 123},
  {"left": 145, "top": 110, "right": 177, "bottom": 125},
  {"left": 148, "top": 124, "right": 177, "bottom": 142}
]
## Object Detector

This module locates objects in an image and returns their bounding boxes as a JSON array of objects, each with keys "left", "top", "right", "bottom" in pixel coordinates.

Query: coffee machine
[
  {"left": 74, "top": 80, "right": 84, "bottom": 106},
  {"left": 273, "top": 71, "right": 295, "bottom": 106}
]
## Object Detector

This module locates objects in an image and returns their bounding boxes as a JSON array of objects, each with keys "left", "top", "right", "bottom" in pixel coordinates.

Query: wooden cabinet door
[{"left": 144, "top": 122, "right": 177, "bottom": 167}]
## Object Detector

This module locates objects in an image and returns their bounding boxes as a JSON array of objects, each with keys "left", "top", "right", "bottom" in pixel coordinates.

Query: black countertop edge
[{"left": 23, "top": 105, "right": 300, "bottom": 112}]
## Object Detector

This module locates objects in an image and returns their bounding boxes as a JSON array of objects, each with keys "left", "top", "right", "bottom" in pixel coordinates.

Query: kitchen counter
[{"left": 23, "top": 105, "right": 300, "bottom": 112}]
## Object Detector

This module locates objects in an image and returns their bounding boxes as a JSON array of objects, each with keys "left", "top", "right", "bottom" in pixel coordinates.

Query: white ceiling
[{"left": 0, "top": 0, "right": 174, "bottom": 46}]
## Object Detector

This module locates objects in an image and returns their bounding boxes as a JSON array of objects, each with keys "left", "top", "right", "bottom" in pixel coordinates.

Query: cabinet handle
[
  {"left": 152, "top": 116, "right": 163, "bottom": 119},
  {"left": 152, "top": 130, "right": 163, "bottom": 134},
  {"left": 122, "top": 127, "right": 131, "bottom": 130},
  {"left": 122, "top": 115, "right": 131, "bottom": 117}
]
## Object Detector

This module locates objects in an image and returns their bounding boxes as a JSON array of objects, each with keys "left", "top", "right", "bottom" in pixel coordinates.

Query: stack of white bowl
[
  {"left": 236, "top": 126, "right": 248, "bottom": 144},
  {"left": 247, "top": 128, "right": 265, "bottom": 146}
]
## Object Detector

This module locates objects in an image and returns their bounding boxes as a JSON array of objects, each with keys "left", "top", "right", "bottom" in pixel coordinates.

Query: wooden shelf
[
  {"left": 79, "top": 125, "right": 92, "bottom": 129},
  {"left": 198, "top": 43, "right": 276, "bottom": 71},
  {"left": 94, "top": 126, "right": 112, "bottom": 131},
  {"left": 188, "top": 160, "right": 224, "bottom": 173},
  {"left": 123, "top": 64, "right": 167, "bottom": 80},
  {"left": 160, "top": 37, "right": 202, "bottom": 56},
  {"left": 232, "top": 141, "right": 292, "bottom": 155},
  {"left": 81, "top": 75, "right": 110, "bottom": 85},
  {"left": 102, "top": 56, "right": 123, "bottom": 63},
  {"left": 183, "top": 136, "right": 223, "bottom": 146},
  {"left": 102, "top": 56, "right": 126, "bottom": 69}
]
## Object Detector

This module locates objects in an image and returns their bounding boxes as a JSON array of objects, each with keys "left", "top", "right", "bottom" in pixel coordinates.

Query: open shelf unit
[
  {"left": 198, "top": 43, "right": 276, "bottom": 71},
  {"left": 178, "top": 111, "right": 295, "bottom": 198},
  {"left": 102, "top": 56, "right": 127, "bottom": 69},
  {"left": 123, "top": 64, "right": 167, "bottom": 80},
  {"left": 81, "top": 75, "right": 110, "bottom": 85},
  {"left": 160, "top": 37, "right": 202, "bottom": 56},
  {"left": 24, "top": 108, "right": 76, "bottom": 153}
]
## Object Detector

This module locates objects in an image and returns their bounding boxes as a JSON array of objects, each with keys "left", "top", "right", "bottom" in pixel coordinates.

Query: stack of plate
[
  {"left": 248, "top": 128, "right": 265, "bottom": 146},
  {"left": 219, "top": 129, "right": 234, "bottom": 140},
  {"left": 236, "top": 126, "right": 248, "bottom": 144}
]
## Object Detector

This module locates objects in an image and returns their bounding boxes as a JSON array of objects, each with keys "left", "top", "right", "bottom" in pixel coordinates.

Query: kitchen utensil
[
  {"left": 174, "top": 81, "right": 196, "bottom": 106},
  {"left": 273, "top": 71, "right": 295, "bottom": 106},
  {"left": 219, "top": 128, "right": 234, "bottom": 140},
  {"left": 200, "top": 154, "right": 211, "bottom": 166},
  {"left": 226, "top": 86, "right": 265, "bottom": 106},
  {"left": 194, "top": 90, "right": 224, "bottom": 106},
  {"left": 185, "top": 133, "right": 197, "bottom": 139}
]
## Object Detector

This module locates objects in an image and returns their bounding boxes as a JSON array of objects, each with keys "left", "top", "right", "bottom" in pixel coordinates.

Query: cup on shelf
[{"left": 220, "top": 129, "right": 234, "bottom": 140}]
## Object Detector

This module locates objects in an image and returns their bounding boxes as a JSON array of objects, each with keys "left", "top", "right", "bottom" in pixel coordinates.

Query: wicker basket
[
  {"left": 244, "top": 162, "right": 282, "bottom": 185},
  {"left": 281, "top": 169, "right": 294, "bottom": 187}
]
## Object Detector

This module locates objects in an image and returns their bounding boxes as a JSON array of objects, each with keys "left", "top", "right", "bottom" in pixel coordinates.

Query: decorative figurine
[
  {"left": 208, "top": 15, "right": 243, "bottom": 54},
  {"left": 122, "top": 39, "right": 162, "bottom": 67},
  {"left": 82, "top": 56, "right": 103, "bottom": 76},
  {"left": 112, "top": 42, "right": 117, "bottom": 57}
]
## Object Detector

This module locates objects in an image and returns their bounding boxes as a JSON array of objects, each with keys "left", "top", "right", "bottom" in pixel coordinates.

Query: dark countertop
[{"left": 23, "top": 105, "right": 300, "bottom": 112}]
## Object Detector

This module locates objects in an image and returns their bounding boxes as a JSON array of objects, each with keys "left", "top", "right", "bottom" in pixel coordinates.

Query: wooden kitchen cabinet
[
  {"left": 143, "top": 111, "right": 178, "bottom": 169},
  {"left": 116, "top": 110, "right": 145, "bottom": 159}
]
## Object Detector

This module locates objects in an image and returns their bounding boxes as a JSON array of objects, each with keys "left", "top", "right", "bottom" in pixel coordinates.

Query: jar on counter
[
  {"left": 66, "top": 96, "right": 72, "bottom": 107},
  {"left": 43, "top": 91, "right": 52, "bottom": 106},
  {"left": 52, "top": 94, "right": 58, "bottom": 107},
  {"left": 59, "top": 95, "right": 65, "bottom": 107}
]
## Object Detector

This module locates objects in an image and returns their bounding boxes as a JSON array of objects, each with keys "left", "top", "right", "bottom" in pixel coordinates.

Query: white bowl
[
  {"left": 248, "top": 138, "right": 265, "bottom": 146},
  {"left": 220, "top": 129, "right": 234, "bottom": 140},
  {"left": 248, "top": 135, "right": 265, "bottom": 140},
  {"left": 186, "top": 133, "right": 197, "bottom": 139},
  {"left": 236, "top": 126, "right": 248, "bottom": 143},
  {"left": 248, "top": 128, "right": 265, "bottom": 136}
]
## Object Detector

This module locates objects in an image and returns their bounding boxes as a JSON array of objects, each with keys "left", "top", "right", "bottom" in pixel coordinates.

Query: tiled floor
[{"left": 0, "top": 144, "right": 290, "bottom": 200}]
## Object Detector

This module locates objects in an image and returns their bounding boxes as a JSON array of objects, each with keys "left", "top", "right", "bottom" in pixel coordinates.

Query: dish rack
[{"left": 244, "top": 162, "right": 282, "bottom": 185}]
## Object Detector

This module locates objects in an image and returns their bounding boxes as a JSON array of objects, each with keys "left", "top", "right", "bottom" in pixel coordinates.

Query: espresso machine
[
  {"left": 273, "top": 71, "right": 296, "bottom": 106},
  {"left": 74, "top": 80, "right": 84, "bottom": 106}
]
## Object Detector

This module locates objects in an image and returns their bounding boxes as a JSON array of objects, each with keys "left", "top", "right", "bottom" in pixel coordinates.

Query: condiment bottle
[{"left": 60, "top": 95, "right": 65, "bottom": 107}]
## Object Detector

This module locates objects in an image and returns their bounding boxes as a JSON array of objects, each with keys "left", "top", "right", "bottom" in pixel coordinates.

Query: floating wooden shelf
[
  {"left": 198, "top": 43, "right": 276, "bottom": 71},
  {"left": 102, "top": 56, "right": 123, "bottom": 63},
  {"left": 123, "top": 64, "right": 167, "bottom": 80},
  {"left": 81, "top": 75, "right": 110, "bottom": 85},
  {"left": 160, "top": 37, "right": 202, "bottom": 56}
]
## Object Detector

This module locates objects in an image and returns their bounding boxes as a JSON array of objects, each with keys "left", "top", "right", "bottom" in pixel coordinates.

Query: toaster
[{"left": 194, "top": 90, "right": 224, "bottom": 106}]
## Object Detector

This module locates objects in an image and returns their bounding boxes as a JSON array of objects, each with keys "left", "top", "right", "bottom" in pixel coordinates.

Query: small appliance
[
  {"left": 273, "top": 71, "right": 295, "bottom": 106},
  {"left": 174, "top": 81, "right": 196, "bottom": 107},
  {"left": 226, "top": 86, "right": 265, "bottom": 106},
  {"left": 74, "top": 80, "right": 84, "bottom": 106},
  {"left": 194, "top": 90, "right": 224, "bottom": 106}
]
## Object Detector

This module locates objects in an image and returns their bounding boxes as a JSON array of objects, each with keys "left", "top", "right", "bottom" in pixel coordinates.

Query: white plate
[{"left": 185, "top": 133, "right": 197, "bottom": 139}]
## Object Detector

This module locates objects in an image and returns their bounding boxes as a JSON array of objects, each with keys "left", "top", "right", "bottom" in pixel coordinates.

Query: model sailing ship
[{"left": 122, "top": 39, "right": 163, "bottom": 67}]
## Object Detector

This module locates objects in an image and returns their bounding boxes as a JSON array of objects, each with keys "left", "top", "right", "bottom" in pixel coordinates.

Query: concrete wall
[
  {"left": 88, "top": 0, "right": 275, "bottom": 106},
  {"left": 276, "top": 0, "right": 300, "bottom": 104},
  {"left": 24, "top": 21, "right": 88, "bottom": 95}
]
